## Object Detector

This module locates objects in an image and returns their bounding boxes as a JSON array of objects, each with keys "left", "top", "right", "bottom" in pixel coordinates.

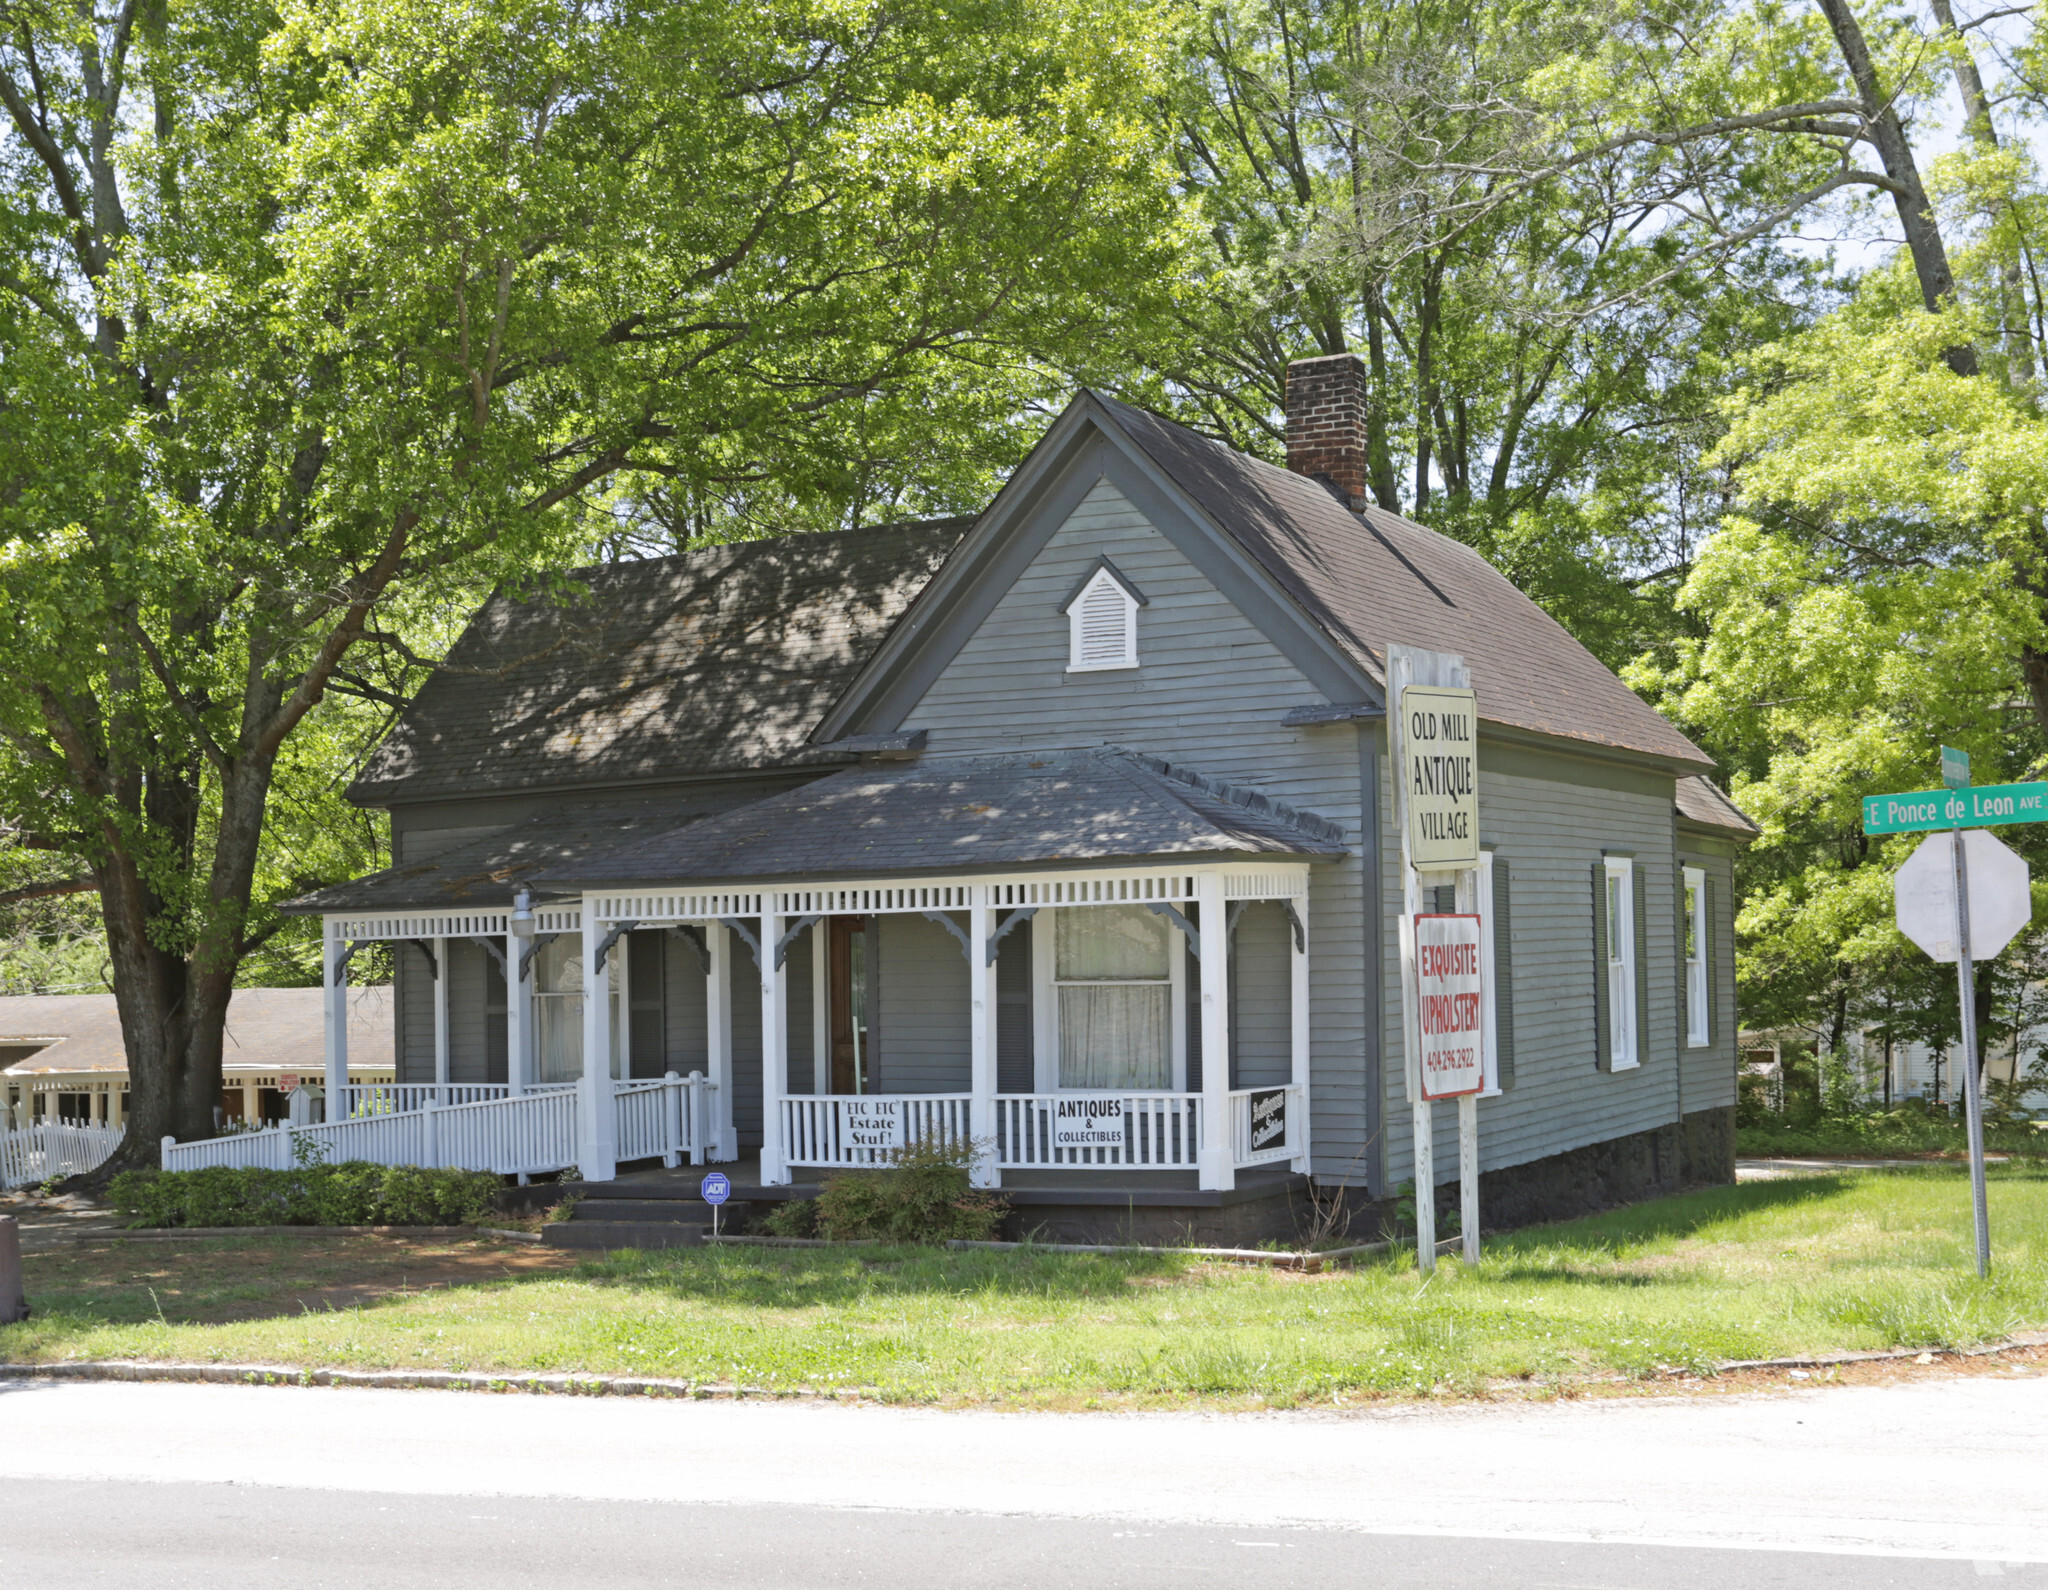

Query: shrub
[
  {"left": 807, "top": 1136, "right": 1007, "bottom": 1243},
  {"left": 760, "top": 1198, "right": 819, "bottom": 1238},
  {"left": 110, "top": 1163, "right": 500, "bottom": 1228}
]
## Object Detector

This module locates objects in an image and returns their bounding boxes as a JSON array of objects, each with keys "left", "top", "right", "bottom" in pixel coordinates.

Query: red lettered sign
[{"left": 1415, "top": 913, "right": 1484, "bottom": 1100}]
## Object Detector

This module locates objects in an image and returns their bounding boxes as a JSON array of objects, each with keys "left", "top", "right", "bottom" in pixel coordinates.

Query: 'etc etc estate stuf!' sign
[
  {"left": 1415, "top": 913, "right": 1485, "bottom": 1100},
  {"left": 1403, "top": 685, "right": 1480, "bottom": 867}
]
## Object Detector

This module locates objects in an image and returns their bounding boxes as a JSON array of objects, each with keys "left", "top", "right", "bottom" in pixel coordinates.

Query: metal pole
[{"left": 1951, "top": 824, "right": 1991, "bottom": 1277}]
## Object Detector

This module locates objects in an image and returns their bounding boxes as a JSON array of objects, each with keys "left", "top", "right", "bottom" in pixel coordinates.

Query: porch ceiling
[{"left": 538, "top": 749, "right": 1348, "bottom": 890}]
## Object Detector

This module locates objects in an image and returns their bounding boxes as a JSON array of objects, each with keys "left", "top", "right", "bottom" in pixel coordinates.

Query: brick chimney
[{"left": 1284, "top": 353, "right": 1368, "bottom": 511}]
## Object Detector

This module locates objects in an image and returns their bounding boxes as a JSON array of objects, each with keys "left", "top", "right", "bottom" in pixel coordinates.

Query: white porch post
[
  {"left": 431, "top": 935, "right": 450, "bottom": 1101},
  {"left": 706, "top": 922, "right": 737, "bottom": 1161},
  {"left": 760, "top": 906, "right": 789, "bottom": 1184},
  {"left": 968, "top": 886, "right": 999, "bottom": 1190},
  {"left": 506, "top": 922, "right": 529, "bottom": 1095},
  {"left": 576, "top": 903, "right": 617, "bottom": 1181},
  {"left": 322, "top": 918, "right": 349, "bottom": 1120},
  {"left": 1290, "top": 895, "right": 1312, "bottom": 1175},
  {"left": 1197, "top": 871, "right": 1234, "bottom": 1191}
]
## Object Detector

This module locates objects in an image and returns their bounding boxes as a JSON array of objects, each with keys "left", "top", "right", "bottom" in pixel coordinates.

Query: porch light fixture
[{"left": 510, "top": 886, "right": 535, "bottom": 939}]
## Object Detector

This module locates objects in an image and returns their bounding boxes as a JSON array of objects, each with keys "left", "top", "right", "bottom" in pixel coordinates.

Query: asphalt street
[{"left": 1, "top": 1375, "right": 2042, "bottom": 1587}]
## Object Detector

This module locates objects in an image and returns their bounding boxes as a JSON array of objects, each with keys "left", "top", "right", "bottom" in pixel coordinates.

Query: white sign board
[
  {"left": 839, "top": 1098, "right": 904, "bottom": 1151},
  {"left": 1415, "top": 913, "right": 1485, "bottom": 1099},
  {"left": 1895, "top": 829, "right": 2032, "bottom": 963},
  {"left": 1402, "top": 684, "right": 1480, "bottom": 866},
  {"left": 1052, "top": 1097, "right": 1126, "bottom": 1150}
]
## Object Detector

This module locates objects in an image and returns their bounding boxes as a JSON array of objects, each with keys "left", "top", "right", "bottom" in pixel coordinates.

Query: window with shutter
[
  {"left": 1063, "top": 565, "right": 1139, "bottom": 671},
  {"left": 1598, "top": 855, "right": 1639, "bottom": 1070},
  {"left": 1682, "top": 865, "right": 1708, "bottom": 1046}
]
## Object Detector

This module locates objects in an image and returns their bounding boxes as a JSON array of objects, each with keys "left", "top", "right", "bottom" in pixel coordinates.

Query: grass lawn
[{"left": 6, "top": 1166, "right": 2047, "bottom": 1407}]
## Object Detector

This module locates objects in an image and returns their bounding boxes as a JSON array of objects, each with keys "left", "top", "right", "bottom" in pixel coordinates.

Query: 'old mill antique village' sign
[{"left": 1402, "top": 684, "right": 1480, "bottom": 868}]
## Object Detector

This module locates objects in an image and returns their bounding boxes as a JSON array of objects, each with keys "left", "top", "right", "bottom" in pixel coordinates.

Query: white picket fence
[
  {"left": 0, "top": 1120, "right": 126, "bottom": 1190},
  {"left": 160, "top": 1073, "right": 711, "bottom": 1178}
]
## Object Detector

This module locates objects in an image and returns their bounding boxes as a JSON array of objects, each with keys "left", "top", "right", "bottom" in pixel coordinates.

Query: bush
[
  {"left": 792, "top": 1137, "right": 1007, "bottom": 1243},
  {"left": 110, "top": 1162, "right": 500, "bottom": 1228}
]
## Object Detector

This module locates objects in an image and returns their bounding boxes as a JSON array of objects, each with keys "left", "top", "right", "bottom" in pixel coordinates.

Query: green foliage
[
  {"left": 108, "top": 1163, "right": 500, "bottom": 1228},
  {"left": 805, "top": 1137, "right": 1008, "bottom": 1243}
]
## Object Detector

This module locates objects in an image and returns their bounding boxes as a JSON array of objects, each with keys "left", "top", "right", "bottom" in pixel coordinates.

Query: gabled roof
[
  {"left": 349, "top": 518, "right": 969, "bottom": 806},
  {"left": 539, "top": 749, "right": 1348, "bottom": 889},
  {"left": 818, "top": 393, "right": 1712, "bottom": 773},
  {"left": 1675, "top": 775, "right": 1760, "bottom": 838},
  {"left": 1089, "top": 397, "right": 1712, "bottom": 770}
]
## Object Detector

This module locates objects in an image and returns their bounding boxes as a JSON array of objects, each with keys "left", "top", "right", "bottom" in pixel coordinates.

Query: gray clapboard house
[{"left": 289, "top": 355, "right": 1754, "bottom": 1240}]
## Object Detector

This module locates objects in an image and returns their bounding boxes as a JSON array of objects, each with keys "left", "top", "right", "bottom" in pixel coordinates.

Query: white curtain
[
  {"left": 1056, "top": 906, "right": 1171, "bottom": 1089},
  {"left": 533, "top": 936, "right": 584, "bottom": 1084}
]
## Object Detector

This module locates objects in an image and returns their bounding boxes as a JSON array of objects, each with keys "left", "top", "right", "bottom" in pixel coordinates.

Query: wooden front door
[{"left": 827, "top": 916, "right": 872, "bottom": 1094}]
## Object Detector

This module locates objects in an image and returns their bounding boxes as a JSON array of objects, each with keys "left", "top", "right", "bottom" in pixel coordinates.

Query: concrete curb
[
  {"left": 27, "top": 1225, "right": 538, "bottom": 1244},
  {"left": 0, "top": 1360, "right": 830, "bottom": 1399},
  {"left": 3, "top": 1330, "right": 2042, "bottom": 1403}
]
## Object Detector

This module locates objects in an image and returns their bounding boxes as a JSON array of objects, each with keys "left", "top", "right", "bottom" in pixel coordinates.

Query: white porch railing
[
  {"left": 1, "top": 1121, "right": 125, "bottom": 1189},
  {"left": 159, "top": 1074, "right": 711, "bottom": 1178},
  {"left": 996, "top": 1093, "right": 1203, "bottom": 1169},
  {"left": 332, "top": 1083, "right": 513, "bottom": 1117},
  {"left": 782, "top": 1094, "right": 974, "bottom": 1168},
  {"left": 614, "top": 1074, "right": 715, "bottom": 1168},
  {"left": 1229, "top": 1085, "right": 1305, "bottom": 1168}
]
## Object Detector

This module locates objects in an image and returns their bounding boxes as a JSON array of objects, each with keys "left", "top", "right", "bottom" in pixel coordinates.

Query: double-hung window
[
  {"left": 1683, "top": 866, "right": 1708, "bottom": 1047},
  {"left": 1604, "top": 857, "right": 1638, "bottom": 1070},
  {"left": 1044, "top": 904, "right": 1178, "bottom": 1090}
]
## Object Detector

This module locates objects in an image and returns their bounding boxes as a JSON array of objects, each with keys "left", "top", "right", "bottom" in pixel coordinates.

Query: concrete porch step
[
  {"left": 543, "top": 1220, "right": 709, "bottom": 1251},
  {"left": 567, "top": 1198, "right": 727, "bottom": 1223}
]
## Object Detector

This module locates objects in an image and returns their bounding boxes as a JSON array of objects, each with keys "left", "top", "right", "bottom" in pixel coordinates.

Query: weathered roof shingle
[{"left": 349, "top": 519, "right": 968, "bottom": 805}]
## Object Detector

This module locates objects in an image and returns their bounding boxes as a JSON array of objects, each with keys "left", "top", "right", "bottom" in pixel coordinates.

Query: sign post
[
  {"left": 1868, "top": 748, "right": 2036, "bottom": 1279},
  {"left": 1388, "top": 644, "right": 1483, "bottom": 1271}
]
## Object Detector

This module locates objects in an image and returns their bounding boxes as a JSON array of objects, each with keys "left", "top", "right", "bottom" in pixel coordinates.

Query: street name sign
[
  {"left": 1414, "top": 912, "right": 1485, "bottom": 1100},
  {"left": 1942, "top": 745, "right": 1971, "bottom": 790},
  {"left": 1862, "top": 783, "right": 2048, "bottom": 835}
]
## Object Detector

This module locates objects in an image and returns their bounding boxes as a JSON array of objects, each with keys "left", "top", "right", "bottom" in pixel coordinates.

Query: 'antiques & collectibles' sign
[
  {"left": 1402, "top": 684, "right": 1480, "bottom": 866},
  {"left": 1247, "top": 1088, "right": 1288, "bottom": 1153},
  {"left": 1052, "top": 1097, "right": 1127, "bottom": 1150},
  {"left": 1414, "top": 912, "right": 1485, "bottom": 1100}
]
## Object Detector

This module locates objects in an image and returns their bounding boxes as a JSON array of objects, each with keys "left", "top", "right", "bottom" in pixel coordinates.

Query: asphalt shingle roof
[
  {"left": 349, "top": 518, "right": 969, "bottom": 805},
  {"left": 1093, "top": 395, "right": 1713, "bottom": 771},
  {"left": 1675, "top": 775, "right": 1759, "bottom": 836},
  {"left": 539, "top": 750, "right": 1349, "bottom": 889},
  {"left": 282, "top": 798, "right": 736, "bottom": 915}
]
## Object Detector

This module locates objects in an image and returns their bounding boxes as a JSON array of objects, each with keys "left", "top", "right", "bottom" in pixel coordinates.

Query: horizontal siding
[
  {"left": 395, "top": 942, "right": 435, "bottom": 1085},
  {"left": 1232, "top": 902, "right": 1292, "bottom": 1088},
  {"left": 661, "top": 930, "right": 711, "bottom": 1076},
  {"left": 898, "top": 476, "right": 1370, "bottom": 1174},
  {"left": 877, "top": 912, "right": 971, "bottom": 1093},
  {"left": 445, "top": 938, "right": 506, "bottom": 1086},
  {"left": 1382, "top": 752, "right": 1690, "bottom": 1186}
]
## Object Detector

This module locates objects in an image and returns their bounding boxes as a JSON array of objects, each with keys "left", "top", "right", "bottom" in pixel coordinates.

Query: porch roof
[
  {"left": 280, "top": 797, "right": 714, "bottom": 915},
  {"left": 538, "top": 750, "right": 1348, "bottom": 888}
]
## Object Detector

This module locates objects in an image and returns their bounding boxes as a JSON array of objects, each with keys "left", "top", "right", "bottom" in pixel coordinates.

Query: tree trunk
[
  {"left": 1927, "top": 0, "right": 2034, "bottom": 383},
  {"left": 1814, "top": 0, "right": 1977, "bottom": 375}
]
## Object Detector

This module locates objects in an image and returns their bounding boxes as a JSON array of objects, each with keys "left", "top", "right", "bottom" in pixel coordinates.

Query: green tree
[{"left": 0, "top": 0, "right": 1187, "bottom": 1170}]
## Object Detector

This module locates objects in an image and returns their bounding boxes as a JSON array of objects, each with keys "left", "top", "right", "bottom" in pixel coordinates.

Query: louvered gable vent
[{"left": 1062, "top": 560, "right": 1143, "bottom": 672}]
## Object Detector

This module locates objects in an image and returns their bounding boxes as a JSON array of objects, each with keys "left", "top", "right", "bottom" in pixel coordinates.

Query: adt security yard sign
[
  {"left": 700, "top": 1171, "right": 730, "bottom": 1238},
  {"left": 1863, "top": 782, "right": 2048, "bottom": 834}
]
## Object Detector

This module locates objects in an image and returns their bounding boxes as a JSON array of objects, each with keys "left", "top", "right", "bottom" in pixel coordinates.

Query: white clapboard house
[{"left": 228, "top": 356, "right": 1755, "bottom": 1243}]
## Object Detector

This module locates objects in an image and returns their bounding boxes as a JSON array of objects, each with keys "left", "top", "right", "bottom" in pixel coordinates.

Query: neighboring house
[
  {"left": 285, "top": 355, "right": 1756, "bottom": 1240},
  {"left": 1740, "top": 1024, "right": 2048, "bottom": 1115},
  {"left": 0, "top": 988, "right": 395, "bottom": 1130}
]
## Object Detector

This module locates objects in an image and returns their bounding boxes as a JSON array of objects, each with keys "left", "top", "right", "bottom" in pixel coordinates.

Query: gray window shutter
[
  {"left": 1428, "top": 883, "right": 1457, "bottom": 914},
  {"left": 1592, "top": 862, "right": 1611, "bottom": 1071},
  {"left": 1493, "top": 858, "right": 1514, "bottom": 1090},
  {"left": 1633, "top": 864, "right": 1650, "bottom": 1061},
  {"left": 1704, "top": 875, "right": 1717, "bottom": 1047},
  {"left": 1675, "top": 865, "right": 1688, "bottom": 1017}
]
